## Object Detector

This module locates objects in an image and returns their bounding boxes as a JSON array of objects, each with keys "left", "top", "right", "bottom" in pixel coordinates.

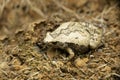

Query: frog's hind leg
[{"left": 66, "top": 48, "right": 75, "bottom": 60}]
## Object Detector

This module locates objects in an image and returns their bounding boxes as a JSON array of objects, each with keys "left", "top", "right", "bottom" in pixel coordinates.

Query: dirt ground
[{"left": 0, "top": 0, "right": 120, "bottom": 80}]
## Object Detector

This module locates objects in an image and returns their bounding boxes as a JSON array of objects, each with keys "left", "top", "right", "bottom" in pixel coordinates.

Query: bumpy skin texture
[
  {"left": 39, "top": 22, "right": 103, "bottom": 59},
  {"left": 44, "top": 22, "right": 103, "bottom": 48}
]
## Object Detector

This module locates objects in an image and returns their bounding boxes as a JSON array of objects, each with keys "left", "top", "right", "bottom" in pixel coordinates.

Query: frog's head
[{"left": 89, "top": 26, "right": 103, "bottom": 49}]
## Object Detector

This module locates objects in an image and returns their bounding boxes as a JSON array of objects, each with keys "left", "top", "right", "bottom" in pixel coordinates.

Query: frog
[{"left": 38, "top": 21, "right": 103, "bottom": 60}]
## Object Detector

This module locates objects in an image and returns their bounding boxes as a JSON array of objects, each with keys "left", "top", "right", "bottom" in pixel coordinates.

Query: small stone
[
  {"left": 0, "top": 62, "right": 8, "bottom": 69},
  {"left": 0, "top": 35, "right": 7, "bottom": 41},
  {"left": 87, "top": 63, "right": 98, "bottom": 68},
  {"left": 101, "top": 66, "right": 111, "bottom": 72},
  {"left": 51, "top": 61, "right": 63, "bottom": 68},
  {"left": 74, "top": 58, "right": 88, "bottom": 67},
  {"left": 90, "top": 55, "right": 95, "bottom": 58}
]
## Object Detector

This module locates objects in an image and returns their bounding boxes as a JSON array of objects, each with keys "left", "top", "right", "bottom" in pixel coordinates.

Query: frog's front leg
[{"left": 66, "top": 47, "right": 75, "bottom": 60}]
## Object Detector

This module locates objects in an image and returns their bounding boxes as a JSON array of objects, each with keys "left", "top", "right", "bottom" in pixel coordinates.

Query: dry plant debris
[{"left": 0, "top": 0, "right": 120, "bottom": 80}]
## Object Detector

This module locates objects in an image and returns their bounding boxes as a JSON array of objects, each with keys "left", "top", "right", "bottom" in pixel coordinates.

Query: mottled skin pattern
[{"left": 38, "top": 22, "right": 103, "bottom": 59}]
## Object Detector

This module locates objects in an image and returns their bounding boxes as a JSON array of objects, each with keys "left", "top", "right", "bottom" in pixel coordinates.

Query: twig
[
  {"left": 92, "top": 4, "right": 118, "bottom": 34},
  {"left": 97, "top": 64, "right": 107, "bottom": 69},
  {"left": 95, "top": 4, "right": 117, "bottom": 19},
  {"left": 26, "top": 0, "right": 46, "bottom": 18},
  {"left": 0, "top": 0, "right": 10, "bottom": 18},
  {"left": 111, "top": 73, "right": 120, "bottom": 77},
  {"left": 52, "top": 0, "right": 81, "bottom": 20},
  {"left": 104, "top": 28, "right": 116, "bottom": 36},
  {"left": 89, "top": 74, "right": 95, "bottom": 79},
  {"left": 104, "top": 73, "right": 120, "bottom": 79}
]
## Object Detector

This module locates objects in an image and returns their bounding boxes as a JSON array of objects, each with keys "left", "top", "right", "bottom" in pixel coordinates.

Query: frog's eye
[
  {"left": 90, "top": 34, "right": 102, "bottom": 49},
  {"left": 90, "top": 38, "right": 98, "bottom": 49}
]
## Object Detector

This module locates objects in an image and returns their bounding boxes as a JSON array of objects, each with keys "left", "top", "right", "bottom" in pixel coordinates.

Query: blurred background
[
  {"left": 0, "top": 0, "right": 119, "bottom": 40},
  {"left": 0, "top": 0, "right": 120, "bottom": 80}
]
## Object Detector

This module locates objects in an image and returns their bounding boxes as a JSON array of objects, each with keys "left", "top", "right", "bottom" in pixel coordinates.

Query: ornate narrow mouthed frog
[{"left": 40, "top": 22, "right": 103, "bottom": 59}]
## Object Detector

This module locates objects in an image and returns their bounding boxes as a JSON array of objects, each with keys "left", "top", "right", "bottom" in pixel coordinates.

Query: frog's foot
[{"left": 66, "top": 48, "right": 75, "bottom": 60}]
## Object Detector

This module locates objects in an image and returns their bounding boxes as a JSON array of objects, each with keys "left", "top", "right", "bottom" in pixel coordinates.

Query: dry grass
[{"left": 0, "top": 0, "right": 10, "bottom": 18}]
